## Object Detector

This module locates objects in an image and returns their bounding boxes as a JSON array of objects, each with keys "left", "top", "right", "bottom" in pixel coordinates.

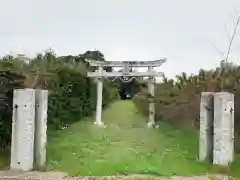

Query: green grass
[
  {"left": 46, "top": 100, "right": 240, "bottom": 177},
  {"left": 0, "top": 100, "right": 239, "bottom": 177}
]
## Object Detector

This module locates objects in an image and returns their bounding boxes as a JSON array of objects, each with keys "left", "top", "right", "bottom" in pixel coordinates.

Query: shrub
[
  {"left": 48, "top": 65, "right": 100, "bottom": 128},
  {"left": 0, "top": 51, "right": 119, "bottom": 148},
  {"left": 0, "top": 70, "right": 25, "bottom": 148},
  {"left": 133, "top": 66, "right": 240, "bottom": 153}
]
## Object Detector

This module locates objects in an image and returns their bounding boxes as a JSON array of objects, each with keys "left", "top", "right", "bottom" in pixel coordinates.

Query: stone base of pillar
[
  {"left": 93, "top": 121, "right": 106, "bottom": 128},
  {"left": 147, "top": 121, "right": 155, "bottom": 128}
]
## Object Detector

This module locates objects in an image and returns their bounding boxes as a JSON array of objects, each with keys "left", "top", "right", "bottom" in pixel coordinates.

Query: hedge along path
[{"left": 46, "top": 101, "right": 227, "bottom": 177}]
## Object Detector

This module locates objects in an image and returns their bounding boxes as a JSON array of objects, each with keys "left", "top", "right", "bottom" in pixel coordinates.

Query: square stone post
[
  {"left": 94, "top": 66, "right": 104, "bottom": 126},
  {"left": 11, "top": 89, "right": 36, "bottom": 171},
  {"left": 199, "top": 92, "right": 214, "bottom": 161},
  {"left": 147, "top": 66, "right": 155, "bottom": 128},
  {"left": 213, "top": 92, "right": 234, "bottom": 166},
  {"left": 34, "top": 89, "right": 48, "bottom": 169}
]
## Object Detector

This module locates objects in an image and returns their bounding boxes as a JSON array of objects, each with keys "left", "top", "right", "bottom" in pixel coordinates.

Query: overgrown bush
[
  {"left": 0, "top": 50, "right": 119, "bottom": 148},
  {"left": 47, "top": 66, "right": 91, "bottom": 128},
  {"left": 0, "top": 69, "right": 25, "bottom": 148},
  {"left": 134, "top": 66, "right": 240, "bottom": 153}
]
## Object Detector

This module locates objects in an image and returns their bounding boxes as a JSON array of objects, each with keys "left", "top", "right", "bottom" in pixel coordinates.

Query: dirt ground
[{"left": 0, "top": 171, "right": 233, "bottom": 180}]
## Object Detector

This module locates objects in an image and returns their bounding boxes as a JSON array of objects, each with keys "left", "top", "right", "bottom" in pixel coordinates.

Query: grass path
[
  {"left": 47, "top": 100, "right": 240, "bottom": 177},
  {"left": 0, "top": 100, "right": 238, "bottom": 178}
]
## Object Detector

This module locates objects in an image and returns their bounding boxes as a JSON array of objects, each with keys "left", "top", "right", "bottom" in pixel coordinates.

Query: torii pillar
[
  {"left": 94, "top": 66, "right": 105, "bottom": 126},
  {"left": 147, "top": 66, "right": 156, "bottom": 128}
]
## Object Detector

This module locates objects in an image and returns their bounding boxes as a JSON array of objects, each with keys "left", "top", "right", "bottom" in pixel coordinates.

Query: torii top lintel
[{"left": 85, "top": 58, "right": 166, "bottom": 67}]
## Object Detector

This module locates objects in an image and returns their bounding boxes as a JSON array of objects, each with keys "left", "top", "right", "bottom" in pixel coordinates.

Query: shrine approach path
[{"left": 46, "top": 100, "right": 238, "bottom": 177}]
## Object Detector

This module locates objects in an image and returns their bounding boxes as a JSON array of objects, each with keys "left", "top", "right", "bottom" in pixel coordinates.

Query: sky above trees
[{"left": 0, "top": 0, "right": 240, "bottom": 78}]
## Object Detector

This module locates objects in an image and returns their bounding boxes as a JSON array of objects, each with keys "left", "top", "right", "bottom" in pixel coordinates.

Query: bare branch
[
  {"left": 225, "top": 14, "right": 240, "bottom": 62},
  {"left": 210, "top": 42, "right": 226, "bottom": 58}
]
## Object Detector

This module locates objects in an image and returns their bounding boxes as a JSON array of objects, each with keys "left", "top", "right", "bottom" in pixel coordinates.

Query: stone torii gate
[{"left": 86, "top": 59, "right": 166, "bottom": 127}]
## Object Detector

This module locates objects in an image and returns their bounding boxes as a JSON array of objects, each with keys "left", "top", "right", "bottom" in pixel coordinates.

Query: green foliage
[
  {"left": 48, "top": 67, "right": 89, "bottom": 128},
  {"left": 0, "top": 69, "right": 25, "bottom": 148},
  {"left": 134, "top": 64, "right": 240, "bottom": 153},
  {"left": 0, "top": 49, "right": 119, "bottom": 148}
]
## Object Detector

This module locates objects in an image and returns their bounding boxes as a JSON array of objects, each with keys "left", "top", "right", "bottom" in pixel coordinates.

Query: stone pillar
[
  {"left": 147, "top": 66, "right": 155, "bottom": 128},
  {"left": 34, "top": 89, "right": 48, "bottom": 169},
  {"left": 213, "top": 92, "right": 234, "bottom": 166},
  {"left": 10, "top": 89, "right": 36, "bottom": 171},
  {"left": 95, "top": 66, "right": 104, "bottom": 126},
  {"left": 199, "top": 92, "right": 214, "bottom": 161}
]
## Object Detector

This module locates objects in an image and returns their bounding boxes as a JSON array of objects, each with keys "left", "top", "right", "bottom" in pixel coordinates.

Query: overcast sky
[{"left": 1, "top": 0, "right": 240, "bottom": 78}]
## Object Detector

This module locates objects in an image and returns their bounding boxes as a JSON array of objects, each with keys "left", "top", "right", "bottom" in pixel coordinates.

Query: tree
[
  {"left": 84, "top": 50, "right": 112, "bottom": 72},
  {"left": 84, "top": 50, "right": 105, "bottom": 61}
]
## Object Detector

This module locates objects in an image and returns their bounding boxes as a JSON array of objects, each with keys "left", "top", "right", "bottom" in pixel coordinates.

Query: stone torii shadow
[{"left": 86, "top": 59, "right": 167, "bottom": 128}]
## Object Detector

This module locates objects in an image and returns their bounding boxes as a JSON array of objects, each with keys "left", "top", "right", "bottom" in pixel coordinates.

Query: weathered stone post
[
  {"left": 34, "top": 89, "right": 48, "bottom": 169},
  {"left": 11, "top": 89, "right": 36, "bottom": 171},
  {"left": 10, "top": 89, "right": 48, "bottom": 171},
  {"left": 199, "top": 92, "right": 214, "bottom": 161},
  {"left": 213, "top": 92, "right": 234, "bottom": 166}
]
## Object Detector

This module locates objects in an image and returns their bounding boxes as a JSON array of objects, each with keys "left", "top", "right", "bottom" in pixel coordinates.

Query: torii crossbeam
[{"left": 86, "top": 59, "right": 166, "bottom": 127}]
